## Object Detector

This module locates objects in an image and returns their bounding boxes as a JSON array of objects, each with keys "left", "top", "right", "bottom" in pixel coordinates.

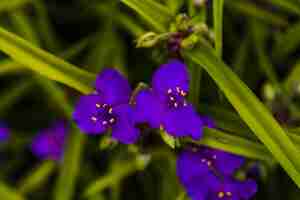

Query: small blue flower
[
  {"left": 176, "top": 147, "right": 256, "bottom": 200},
  {"left": 73, "top": 68, "right": 139, "bottom": 144},
  {"left": 0, "top": 122, "right": 10, "bottom": 141},
  {"left": 134, "top": 59, "right": 203, "bottom": 139},
  {"left": 31, "top": 120, "right": 68, "bottom": 161}
]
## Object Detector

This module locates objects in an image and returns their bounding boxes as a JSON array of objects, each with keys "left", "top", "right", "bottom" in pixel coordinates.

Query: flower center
[
  {"left": 201, "top": 154, "right": 217, "bottom": 168},
  {"left": 90, "top": 103, "right": 117, "bottom": 127},
  {"left": 166, "top": 87, "right": 188, "bottom": 109},
  {"left": 217, "top": 191, "right": 232, "bottom": 199}
]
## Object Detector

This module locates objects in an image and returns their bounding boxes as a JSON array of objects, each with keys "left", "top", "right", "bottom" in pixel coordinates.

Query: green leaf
[
  {"left": 0, "top": 59, "right": 23, "bottom": 75},
  {"left": 226, "top": 0, "right": 288, "bottom": 27},
  {"left": 0, "top": 80, "right": 33, "bottom": 116},
  {"left": 272, "top": 21, "right": 300, "bottom": 62},
  {"left": 121, "top": 0, "right": 173, "bottom": 32},
  {"left": 213, "top": 0, "right": 224, "bottom": 58},
  {"left": 251, "top": 20, "right": 278, "bottom": 85},
  {"left": 284, "top": 59, "right": 300, "bottom": 93},
  {"left": 17, "top": 160, "right": 56, "bottom": 194},
  {"left": 0, "top": 26, "right": 95, "bottom": 94},
  {"left": 187, "top": 128, "right": 273, "bottom": 162},
  {"left": 0, "top": 0, "right": 32, "bottom": 14},
  {"left": 0, "top": 182, "right": 25, "bottom": 200},
  {"left": 266, "top": 0, "right": 300, "bottom": 16},
  {"left": 52, "top": 126, "right": 86, "bottom": 200},
  {"left": 184, "top": 44, "right": 300, "bottom": 188},
  {"left": 83, "top": 157, "right": 147, "bottom": 197},
  {"left": 159, "top": 129, "right": 176, "bottom": 149}
]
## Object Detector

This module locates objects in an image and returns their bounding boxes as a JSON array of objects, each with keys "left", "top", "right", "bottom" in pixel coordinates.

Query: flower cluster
[
  {"left": 31, "top": 120, "right": 68, "bottom": 161},
  {"left": 177, "top": 147, "right": 257, "bottom": 200},
  {"left": 73, "top": 59, "right": 204, "bottom": 143}
]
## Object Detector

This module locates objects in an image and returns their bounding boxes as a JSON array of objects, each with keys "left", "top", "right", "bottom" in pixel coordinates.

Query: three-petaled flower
[
  {"left": 73, "top": 69, "right": 139, "bottom": 144},
  {"left": 134, "top": 59, "right": 203, "bottom": 139},
  {"left": 31, "top": 120, "right": 68, "bottom": 161},
  {"left": 177, "top": 147, "right": 257, "bottom": 200}
]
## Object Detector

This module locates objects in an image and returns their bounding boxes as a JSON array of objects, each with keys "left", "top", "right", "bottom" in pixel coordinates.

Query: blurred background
[{"left": 1, "top": 0, "right": 300, "bottom": 199}]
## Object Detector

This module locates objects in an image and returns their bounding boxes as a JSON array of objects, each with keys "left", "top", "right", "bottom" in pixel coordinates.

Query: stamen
[
  {"left": 96, "top": 103, "right": 101, "bottom": 108},
  {"left": 170, "top": 96, "right": 175, "bottom": 101},
  {"left": 176, "top": 86, "right": 181, "bottom": 93},
  {"left": 91, "top": 116, "right": 98, "bottom": 122},
  {"left": 226, "top": 192, "right": 232, "bottom": 197},
  {"left": 201, "top": 158, "right": 206, "bottom": 163},
  {"left": 180, "top": 90, "right": 187, "bottom": 97},
  {"left": 102, "top": 104, "right": 108, "bottom": 108},
  {"left": 102, "top": 121, "right": 108, "bottom": 126},
  {"left": 108, "top": 108, "right": 113, "bottom": 114},
  {"left": 109, "top": 118, "right": 115, "bottom": 124},
  {"left": 218, "top": 192, "right": 225, "bottom": 198},
  {"left": 167, "top": 89, "right": 172, "bottom": 94},
  {"left": 212, "top": 155, "right": 217, "bottom": 159},
  {"left": 207, "top": 160, "right": 212, "bottom": 166},
  {"left": 174, "top": 102, "right": 178, "bottom": 108}
]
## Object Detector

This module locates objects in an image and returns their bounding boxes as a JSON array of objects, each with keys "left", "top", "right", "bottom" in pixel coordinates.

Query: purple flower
[
  {"left": 201, "top": 115, "right": 216, "bottom": 129},
  {"left": 31, "top": 120, "right": 68, "bottom": 161},
  {"left": 0, "top": 122, "right": 10, "bottom": 141},
  {"left": 176, "top": 147, "right": 255, "bottom": 200},
  {"left": 134, "top": 59, "right": 203, "bottom": 139},
  {"left": 208, "top": 178, "right": 257, "bottom": 200},
  {"left": 73, "top": 68, "right": 139, "bottom": 144}
]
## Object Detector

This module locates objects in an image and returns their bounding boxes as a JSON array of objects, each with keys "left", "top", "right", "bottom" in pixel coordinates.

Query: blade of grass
[
  {"left": 184, "top": 43, "right": 300, "bottom": 188},
  {"left": 284, "top": 59, "right": 300, "bottom": 93},
  {"left": 0, "top": 26, "right": 95, "bottom": 94},
  {"left": 272, "top": 21, "right": 300, "bottom": 62},
  {"left": 32, "top": 0, "right": 61, "bottom": 52},
  {"left": 0, "top": 0, "right": 32, "bottom": 14},
  {"left": 17, "top": 160, "right": 56, "bottom": 194},
  {"left": 0, "top": 80, "right": 33, "bottom": 116},
  {"left": 251, "top": 20, "right": 278, "bottom": 85},
  {"left": 213, "top": 0, "right": 224, "bottom": 58},
  {"left": 121, "top": 0, "right": 173, "bottom": 32},
  {"left": 266, "top": 0, "right": 300, "bottom": 16},
  {"left": 188, "top": 128, "right": 273, "bottom": 163},
  {"left": 225, "top": 0, "right": 288, "bottom": 27},
  {"left": 0, "top": 182, "right": 25, "bottom": 200}
]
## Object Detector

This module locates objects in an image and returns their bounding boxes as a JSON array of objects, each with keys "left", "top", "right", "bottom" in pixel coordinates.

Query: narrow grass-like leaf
[
  {"left": 267, "top": 0, "right": 300, "bottom": 16},
  {"left": 284, "top": 59, "right": 300, "bottom": 92},
  {"left": 0, "top": 0, "right": 32, "bottom": 14},
  {"left": 17, "top": 160, "right": 56, "bottom": 194},
  {"left": 272, "top": 21, "right": 300, "bottom": 62},
  {"left": 32, "top": 0, "right": 61, "bottom": 52},
  {"left": 0, "top": 27, "right": 95, "bottom": 94},
  {"left": 188, "top": 61, "right": 202, "bottom": 109},
  {"left": 251, "top": 21, "right": 278, "bottom": 85},
  {"left": 232, "top": 35, "right": 249, "bottom": 78},
  {"left": 121, "top": 0, "right": 173, "bottom": 32},
  {"left": 0, "top": 182, "right": 25, "bottom": 200},
  {"left": 226, "top": 0, "right": 288, "bottom": 27},
  {"left": 83, "top": 158, "right": 143, "bottom": 197},
  {"left": 0, "top": 59, "right": 23, "bottom": 75},
  {"left": 187, "top": 128, "right": 272, "bottom": 162},
  {"left": 0, "top": 80, "right": 33, "bottom": 116},
  {"left": 213, "top": 0, "right": 224, "bottom": 58},
  {"left": 184, "top": 45, "right": 300, "bottom": 188},
  {"left": 53, "top": 126, "right": 85, "bottom": 200}
]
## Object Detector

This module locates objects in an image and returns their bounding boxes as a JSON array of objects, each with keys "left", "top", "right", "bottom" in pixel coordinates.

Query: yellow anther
[
  {"left": 108, "top": 108, "right": 113, "bottom": 114},
  {"left": 91, "top": 116, "right": 98, "bottom": 122},
  {"left": 218, "top": 192, "right": 225, "bottom": 198},
  {"left": 176, "top": 86, "right": 181, "bottom": 93},
  {"left": 207, "top": 160, "right": 212, "bottom": 166},
  {"left": 96, "top": 103, "right": 101, "bottom": 108},
  {"left": 109, "top": 118, "right": 115, "bottom": 124},
  {"left": 180, "top": 90, "right": 187, "bottom": 97},
  {"left": 226, "top": 192, "right": 232, "bottom": 197}
]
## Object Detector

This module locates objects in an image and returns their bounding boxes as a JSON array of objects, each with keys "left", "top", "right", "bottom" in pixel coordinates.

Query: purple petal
[
  {"left": 238, "top": 179, "right": 257, "bottom": 199},
  {"left": 208, "top": 149, "right": 244, "bottom": 176},
  {"left": 111, "top": 104, "right": 140, "bottom": 144},
  {"left": 73, "top": 94, "right": 107, "bottom": 134},
  {"left": 31, "top": 121, "right": 68, "bottom": 160},
  {"left": 152, "top": 59, "right": 189, "bottom": 96},
  {"left": 201, "top": 115, "right": 216, "bottom": 129},
  {"left": 163, "top": 105, "right": 203, "bottom": 139},
  {"left": 95, "top": 68, "right": 131, "bottom": 106},
  {"left": 176, "top": 149, "right": 211, "bottom": 189},
  {"left": 134, "top": 89, "right": 163, "bottom": 128}
]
